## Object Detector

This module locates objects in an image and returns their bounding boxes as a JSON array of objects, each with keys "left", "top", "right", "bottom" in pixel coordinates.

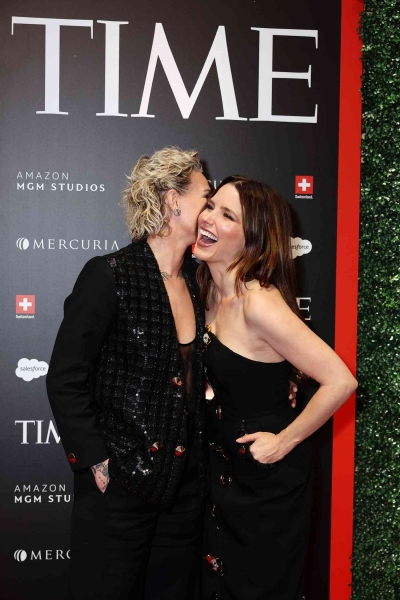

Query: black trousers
[{"left": 69, "top": 463, "right": 203, "bottom": 600}]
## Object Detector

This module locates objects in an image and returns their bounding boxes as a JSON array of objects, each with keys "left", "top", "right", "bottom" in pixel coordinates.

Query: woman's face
[
  {"left": 194, "top": 183, "right": 245, "bottom": 265},
  {"left": 178, "top": 171, "right": 211, "bottom": 244}
]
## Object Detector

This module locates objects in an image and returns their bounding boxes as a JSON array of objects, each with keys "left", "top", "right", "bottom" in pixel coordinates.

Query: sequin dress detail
[{"left": 202, "top": 332, "right": 313, "bottom": 600}]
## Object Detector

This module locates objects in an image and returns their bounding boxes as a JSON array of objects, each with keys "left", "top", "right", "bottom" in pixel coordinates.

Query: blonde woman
[{"left": 47, "top": 147, "right": 212, "bottom": 600}]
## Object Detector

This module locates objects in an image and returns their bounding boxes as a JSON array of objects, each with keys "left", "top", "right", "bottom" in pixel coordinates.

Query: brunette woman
[{"left": 194, "top": 176, "right": 357, "bottom": 600}]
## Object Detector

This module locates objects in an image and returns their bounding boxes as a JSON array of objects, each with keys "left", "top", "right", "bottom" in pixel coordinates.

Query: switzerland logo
[
  {"left": 295, "top": 176, "right": 314, "bottom": 195},
  {"left": 16, "top": 295, "right": 35, "bottom": 315}
]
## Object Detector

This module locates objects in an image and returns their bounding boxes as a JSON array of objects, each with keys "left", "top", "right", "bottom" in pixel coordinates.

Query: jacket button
[
  {"left": 150, "top": 442, "right": 162, "bottom": 452},
  {"left": 171, "top": 377, "right": 183, "bottom": 388},
  {"left": 204, "top": 555, "right": 223, "bottom": 576},
  {"left": 175, "top": 445, "right": 186, "bottom": 456},
  {"left": 215, "top": 405, "right": 222, "bottom": 419},
  {"left": 220, "top": 474, "right": 232, "bottom": 486},
  {"left": 209, "top": 442, "right": 229, "bottom": 462},
  {"left": 67, "top": 453, "right": 76, "bottom": 464}
]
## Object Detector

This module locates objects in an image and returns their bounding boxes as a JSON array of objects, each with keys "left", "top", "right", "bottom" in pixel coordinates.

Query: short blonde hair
[{"left": 121, "top": 146, "right": 203, "bottom": 241}]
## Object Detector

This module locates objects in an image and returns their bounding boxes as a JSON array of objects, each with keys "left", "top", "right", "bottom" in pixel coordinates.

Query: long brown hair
[{"left": 197, "top": 175, "right": 302, "bottom": 321}]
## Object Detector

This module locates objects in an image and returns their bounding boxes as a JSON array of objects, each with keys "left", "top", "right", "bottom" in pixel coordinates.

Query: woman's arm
[
  {"left": 237, "top": 287, "right": 357, "bottom": 463},
  {"left": 46, "top": 256, "right": 117, "bottom": 472}
]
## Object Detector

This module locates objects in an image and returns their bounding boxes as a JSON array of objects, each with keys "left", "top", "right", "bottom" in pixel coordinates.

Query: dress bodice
[{"left": 204, "top": 332, "right": 293, "bottom": 419}]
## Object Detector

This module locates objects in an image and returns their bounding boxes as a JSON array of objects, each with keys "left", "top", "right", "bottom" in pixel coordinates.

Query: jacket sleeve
[{"left": 46, "top": 256, "right": 117, "bottom": 471}]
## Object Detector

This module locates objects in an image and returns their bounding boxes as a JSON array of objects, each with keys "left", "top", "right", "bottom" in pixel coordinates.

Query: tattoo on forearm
[
  {"left": 91, "top": 460, "right": 109, "bottom": 478},
  {"left": 160, "top": 270, "right": 183, "bottom": 281},
  {"left": 91, "top": 460, "right": 110, "bottom": 492}
]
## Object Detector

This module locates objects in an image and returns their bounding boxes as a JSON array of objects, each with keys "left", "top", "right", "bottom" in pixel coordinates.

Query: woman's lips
[
  {"left": 196, "top": 236, "right": 216, "bottom": 248},
  {"left": 197, "top": 227, "right": 218, "bottom": 247}
]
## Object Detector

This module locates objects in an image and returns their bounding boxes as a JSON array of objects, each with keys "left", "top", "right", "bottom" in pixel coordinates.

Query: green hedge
[{"left": 352, "top": 1, "right": 400, "bottom": 598}]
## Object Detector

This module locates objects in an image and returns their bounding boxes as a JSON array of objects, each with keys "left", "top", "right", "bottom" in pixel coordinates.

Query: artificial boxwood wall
[{"left": 352, "top": 1, "right": 400, "bottom": 598}]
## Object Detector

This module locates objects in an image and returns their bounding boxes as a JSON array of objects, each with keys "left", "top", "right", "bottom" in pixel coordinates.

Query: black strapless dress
[{"left": 202, "top": 332, "right": 313, "bottom": 600}]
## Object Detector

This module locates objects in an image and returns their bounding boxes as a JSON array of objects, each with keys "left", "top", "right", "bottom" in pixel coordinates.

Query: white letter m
[{"left": 132, "top": 24, "right": 245, "bottom": 120}]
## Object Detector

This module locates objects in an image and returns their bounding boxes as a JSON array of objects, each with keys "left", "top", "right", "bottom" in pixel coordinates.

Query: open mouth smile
[{"left": 197, "top": 227, "right": 218, "bottom": 247}]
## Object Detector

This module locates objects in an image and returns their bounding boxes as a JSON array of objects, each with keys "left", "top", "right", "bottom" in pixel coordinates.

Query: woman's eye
[
  {"left": 223, "top": 213, "right": 233, "bottom": 220},
  {"left": 205, "top": 203, "right": 213, "bottom": 210}
]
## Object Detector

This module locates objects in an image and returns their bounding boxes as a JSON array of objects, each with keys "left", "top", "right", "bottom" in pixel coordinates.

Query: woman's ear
[
  {"left": 163, "top": 189, "right": 179, "bottom": 214},
  {"left": 163, "top": 189, "right": 179, "bottom": 212}
]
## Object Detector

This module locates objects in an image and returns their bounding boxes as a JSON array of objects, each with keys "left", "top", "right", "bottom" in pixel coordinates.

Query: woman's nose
[{"left": 202, "top": 211, "right": 215, "bottom": 224}]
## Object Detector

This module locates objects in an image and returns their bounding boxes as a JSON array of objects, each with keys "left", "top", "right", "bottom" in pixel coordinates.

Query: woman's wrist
[{"left": 276, "top": 427, "right": 298, "bottom": 457}]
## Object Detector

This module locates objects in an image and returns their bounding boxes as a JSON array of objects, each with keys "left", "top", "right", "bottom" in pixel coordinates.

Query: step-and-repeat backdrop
[{"left": 0, "top": 1, "right": 359, "bottom": 598}]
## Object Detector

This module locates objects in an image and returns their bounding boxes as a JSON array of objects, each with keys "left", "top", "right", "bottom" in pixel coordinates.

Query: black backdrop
[{"left": 0, "top": 1, "right": 341, "bottom": 598}]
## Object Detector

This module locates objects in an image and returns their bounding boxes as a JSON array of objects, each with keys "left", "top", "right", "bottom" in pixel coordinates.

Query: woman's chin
[
  {"left": 192, "top": 244, "right": 202, "bottom": 260},
  {"left": 193, "top": 242, "right": 212, "bottom": 261}
]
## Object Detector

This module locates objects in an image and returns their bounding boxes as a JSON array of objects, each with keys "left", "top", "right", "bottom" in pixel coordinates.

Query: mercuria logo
[
  {"left": 14, "top": 549, "right": 70, "bottom": 561},
  {"left": 15, "top": 238, "right": 119, "bottom": 251},
  {"left": 16, "top": 238, "right": 29, "bottom": 250},
  {"left": 11, "top": 18, "right": 318, "bottom": 123}
]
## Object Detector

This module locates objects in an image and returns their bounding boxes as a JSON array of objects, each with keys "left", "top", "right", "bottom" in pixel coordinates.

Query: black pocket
[
  {"left": 236, "top": 415, "right": 289, "bottom": 480},
  {"left": 233, "top": 453, "right": 283, "bottom": 488},
  {"left": 249, "top": 452, "right": 281, "bottom": 470},
  {"left": 73, "top": 467, "right": 101, "bottom": 497}
]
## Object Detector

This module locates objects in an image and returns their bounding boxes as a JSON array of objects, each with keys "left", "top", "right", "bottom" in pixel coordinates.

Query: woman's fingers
[
  {"left": 289, "top": 381, "right": 298, "bottom": 407},
  {"left": 238, "top": 432, "right": 281, "bottom": 463},
  {"left": 236, "top": 432, "right": 262, "bottom": 443}
]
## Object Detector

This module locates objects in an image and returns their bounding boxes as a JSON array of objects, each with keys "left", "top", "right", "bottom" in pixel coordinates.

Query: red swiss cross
[
  {"left": 295, "top": 176, "right": 314, "bottom": 195},
  {"left": 16, "top": 295, "right": 35, "bottom": 314}
]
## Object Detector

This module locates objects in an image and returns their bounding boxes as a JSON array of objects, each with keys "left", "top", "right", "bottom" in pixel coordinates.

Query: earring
[{"left": 173, "top": 207, "right": 181, "bottom": 216}]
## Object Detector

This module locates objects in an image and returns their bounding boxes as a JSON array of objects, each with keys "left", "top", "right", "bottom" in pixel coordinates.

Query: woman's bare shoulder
[{"left": 243, "top": 283, "right": 290, "bottom": 327}]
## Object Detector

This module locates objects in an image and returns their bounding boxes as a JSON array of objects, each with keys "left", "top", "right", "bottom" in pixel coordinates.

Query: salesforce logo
[
  {"left": 15, "top": 358, "right": 49, "bottom": 382},
  {"left": 290, "top": 237, "right": 312, "bottom": 258}
]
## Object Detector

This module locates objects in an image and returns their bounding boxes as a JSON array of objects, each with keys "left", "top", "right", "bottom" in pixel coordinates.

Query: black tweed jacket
[{"left": 47, "top": 240, "right": 206, "bottom": 509}]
